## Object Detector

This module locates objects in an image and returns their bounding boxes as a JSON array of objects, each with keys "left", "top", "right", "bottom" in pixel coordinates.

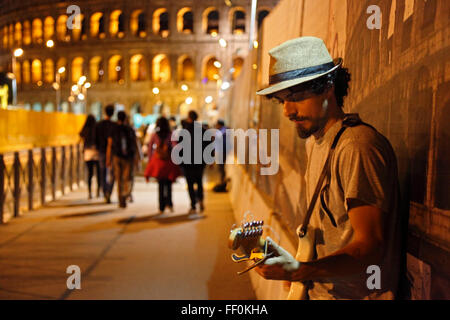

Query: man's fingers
[
  {"left": 266, "top": 236, "right": 292, "bottom": 257},
  {"left": 265, "top": 256, "right": 286, "bottom": 266}
]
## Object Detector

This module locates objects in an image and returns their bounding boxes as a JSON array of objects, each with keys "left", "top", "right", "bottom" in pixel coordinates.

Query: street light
[
  {"left": 78, "top": 75, "right": 87, "bottom": 86},
  {"left": 46, "top": 40, "right": 54, "bottom": 48},
  {"left": 13, "top": 48, "right": 24, "bottom": 57},
  {"left": 54, "top": 67, "right": 65, "bottom": 111},
  {"left": 11, "top": 48, "right": 24, "bottom": 106},
  {"left": 219, "top": 38, "right": 227, "bottom": 48}
]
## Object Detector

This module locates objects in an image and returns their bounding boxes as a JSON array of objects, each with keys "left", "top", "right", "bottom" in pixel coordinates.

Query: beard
[
  {"left": 294, "top": 99, "right": 329, "bottom": 139},
  {"left": 296, "top": 122, "right": 320, "bottom": 139}
]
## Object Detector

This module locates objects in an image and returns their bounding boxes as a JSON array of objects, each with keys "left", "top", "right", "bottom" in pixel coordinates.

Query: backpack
[{"left": 116, "top": 125, "right": 136, "bottom": 159}]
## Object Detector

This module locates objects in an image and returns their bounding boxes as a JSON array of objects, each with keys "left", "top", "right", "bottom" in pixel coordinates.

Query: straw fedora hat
[{"left": 256, "top": 36, "right": 342, "bottom": 96}]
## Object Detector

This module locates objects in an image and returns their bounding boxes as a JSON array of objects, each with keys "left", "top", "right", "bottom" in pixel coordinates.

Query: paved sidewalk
[{"left": 0, "top": 173, "right": 256, "bottom": 300}]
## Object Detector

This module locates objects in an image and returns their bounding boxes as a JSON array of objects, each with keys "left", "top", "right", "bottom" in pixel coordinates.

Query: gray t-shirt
[{"left": 303, "top": 114, "right": 401, "bottom": 300}]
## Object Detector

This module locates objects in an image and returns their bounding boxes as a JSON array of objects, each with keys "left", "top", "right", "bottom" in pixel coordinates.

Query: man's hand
[{"left": 255, "top": 237, "right": 300, "bottom": 281}]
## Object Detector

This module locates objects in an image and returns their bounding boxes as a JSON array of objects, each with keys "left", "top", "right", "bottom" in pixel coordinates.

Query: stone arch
[
  {"left": 177, "top": 54, "right": 195, "bottom": 82},
  {"left": 177, "top": 7, "right": 194, "bottom": 33},
  {"left": 203, "top": 7, "right": 219, "bottom": 35},
  {"left": 229, "top": 7, "right": 246, "bottom": 34}
]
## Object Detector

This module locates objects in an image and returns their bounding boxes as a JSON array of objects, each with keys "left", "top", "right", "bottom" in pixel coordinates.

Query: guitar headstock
[{"left": 228, "top": 220, "right": 265, "bottom": 255}]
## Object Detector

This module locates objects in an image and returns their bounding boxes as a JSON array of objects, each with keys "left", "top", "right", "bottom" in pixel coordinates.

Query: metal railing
[{"left": 0, "top": 144, "right": 84, "bottom": 223}]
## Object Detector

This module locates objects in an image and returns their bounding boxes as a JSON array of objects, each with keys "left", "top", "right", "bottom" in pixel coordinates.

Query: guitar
[
  {"left": 228, "top": 220, "right": 275, "bottom": 275},
  {"left": 286, "top": 225, "right": 315, "bottom": 300},
  {"left": 228, "top": 219, "right": 315, "bottom": 300}
]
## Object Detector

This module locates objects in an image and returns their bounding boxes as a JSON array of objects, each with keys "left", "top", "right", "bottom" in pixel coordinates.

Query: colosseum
[{"left": 0, "top": 0, "right": 278, "bottom": 121}]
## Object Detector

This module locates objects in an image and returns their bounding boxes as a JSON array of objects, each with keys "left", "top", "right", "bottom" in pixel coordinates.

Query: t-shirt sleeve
[{"left": 336, "top": 141, "right": 390, "bottom": 213}]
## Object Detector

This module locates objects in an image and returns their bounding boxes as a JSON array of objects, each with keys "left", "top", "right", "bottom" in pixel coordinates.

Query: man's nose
[{"left": 283, "top": 102, "right": 296, "bottom": 118}]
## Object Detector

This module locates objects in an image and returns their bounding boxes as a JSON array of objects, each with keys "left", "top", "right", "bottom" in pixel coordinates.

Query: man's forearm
[{"left": 290, "top": 240, "right": 382, "bottom": 282}]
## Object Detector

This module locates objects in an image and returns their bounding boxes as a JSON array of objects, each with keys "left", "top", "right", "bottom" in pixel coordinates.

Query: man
[
  {"left": 124, "top": 114, "right": 142, "bottom": 203},
  {"left": 213, "top": 119, "right": 229, "bottom": 190},
  {"left": 96, "top": 104, "right": 116, "bottom": 203},
  {"left": 254, "top": 37, "right": 402, "bottom": 300},
  {"left": 106, "top": 111, "right": 137, "bottom": 208},
  {"left": 179, "top": 110, "right": 207, "bottom": 214}
]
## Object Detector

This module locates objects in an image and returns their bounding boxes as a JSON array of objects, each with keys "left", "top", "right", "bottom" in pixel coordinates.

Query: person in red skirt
[{"left": 144, "top": 116, "right": 181, "bottom": 214}]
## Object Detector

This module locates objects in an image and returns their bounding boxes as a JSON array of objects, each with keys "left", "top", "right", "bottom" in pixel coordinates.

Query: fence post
[
  {"left": 76, "top": 144, "right": 81, "bottom": 187},
  {"left": 0, "top": 154, "right": 4, "bottom": 223},
  {"left": 13, "top": 152, "right": 20, "bottom": 217},
  {"left": 69, "top": 145, "right": 73, "bottom": 191},
  {"left": 61, "top": 146, "right": 66, "bottom": 195},
  {"left": 51, "top": 147, "right": 56, "bottom": 200},
  {"left": 40, "top": 148, "right": 46, "bottom": 205},
  {"left": 28, "top": 149, "right": 33, "bottom": 211}
]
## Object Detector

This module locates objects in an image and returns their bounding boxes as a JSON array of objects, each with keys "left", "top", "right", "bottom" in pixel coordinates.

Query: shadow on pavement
[
  {"left": 117, "top": 213, "right": 206, "bottom": 225},
  {"left": 46, "top": 200, "right": 109, "bottom": 209},
  {"left": 58, "top": 209, "right": 117, "bottom": 219}
]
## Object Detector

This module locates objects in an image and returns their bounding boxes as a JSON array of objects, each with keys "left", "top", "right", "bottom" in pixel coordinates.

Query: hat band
[{"left": 269, "top": 61, "right": 335, "bottom": 85}]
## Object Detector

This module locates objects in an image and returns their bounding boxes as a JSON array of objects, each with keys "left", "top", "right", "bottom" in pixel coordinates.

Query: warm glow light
[
  {"left": 205, "top": 96, "right": 213, "bottom": 104},
  {"left": 71, "top": 84, "right": 79, "bottom": 92},
  {"left": 78, "top": 93, "right": 85, "bottom": 100},
  {"left": 78, "top": 76, "right": 86, "bottom": 85},
  {"left": 58, "top": 66, "right": 66, "bottom": 74},
  {"left": 253, "top": 40, "right": 259, "bottom": 49},
  {"left": 185, "top": 97, "right": 193, "bottom": 105},
  {"left": 46, "top": 40, "right": 54, "bottom": 48},
  {"left": 219, "top": 38, "right": 227, "bottom": 48},
  {"left": 221, "top": 81, "right": 230, "bottom": 90},
  {"left": 181, "top": 84, "right": 188, "bottom": 91},
  {"left": 84, "top": 82, "right": 91, "bottom": 89},
  {"left": 52, "top": 82, "right": 60, "bottom": 90},
  {"left": 252, "top": 64, "right": 258, "bottom": 70},
  {"left": 213, "top": 61, "right": 222, "bottom": 68},
  {"left": 68, "top": 96, "right": 75, "bottom": 102},
  {"left": 213, "top": 74, "right": 220, "bottom": 80},
  {"left": 13, "top": 48, "right": 24, "bottom": 57},
  {"left": 152, "top": 87, "right": 160, "bottom": 94},
  {"left": 211, "top": 31, "right": 218, "bottom": 37}
]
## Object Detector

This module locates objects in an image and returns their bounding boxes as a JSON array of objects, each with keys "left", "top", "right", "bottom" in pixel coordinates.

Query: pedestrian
[
  {"left": 213, "top": 119, "right": 229, "bottom": 190},
  {"left": 95, "top": 104, "right": 116, "bottom": 203},
  {"left": 168, "top": 116, "right": 177, "bottom": 131},
  {"left": 178, "top": 110, "right": 208, "bottom": 215},
  {"left": 144, "top": 116, "right": 181, "bottom": 214},
  {"left": 79, "top": 114, "right": 100, "bottom": 200},
  {"left": 106, "top": 111, "right": 137, "bottom": 208},
  {"left": 125, "top": 115, "right": 142, "bottom": 203}
]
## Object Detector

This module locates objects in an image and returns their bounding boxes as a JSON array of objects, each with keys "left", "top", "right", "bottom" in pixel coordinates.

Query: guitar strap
[{"left": 297, "top": 114, "right": 370, "bottom": 238}]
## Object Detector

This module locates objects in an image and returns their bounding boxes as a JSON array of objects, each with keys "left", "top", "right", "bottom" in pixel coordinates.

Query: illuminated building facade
[{"left": 0, "top": 0, "right": 278, "bottom": 118}]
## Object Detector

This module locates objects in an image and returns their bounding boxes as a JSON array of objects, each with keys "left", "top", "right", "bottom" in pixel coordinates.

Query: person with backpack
[
  {"left": 106, "top": 111, "right": 137, "bottom": 208},
  {"left": 144, "top": 116, "right": 181, "bottom": 214},
  {"left": 96, "top": 104, "right": 117, "bottom": 203}
]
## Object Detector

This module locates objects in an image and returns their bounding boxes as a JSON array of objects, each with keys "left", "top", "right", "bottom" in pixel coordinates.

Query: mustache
[{"left": 288, "top": 114, "right": 311, "bottom": 122}]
